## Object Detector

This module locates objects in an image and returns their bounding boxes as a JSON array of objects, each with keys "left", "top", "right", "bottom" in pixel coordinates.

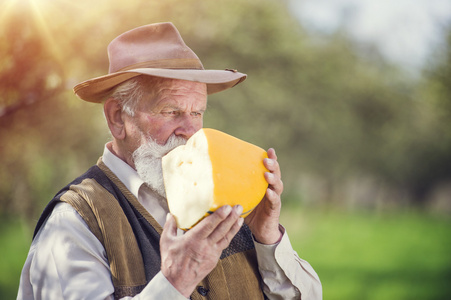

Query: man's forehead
[
  {"left": 142, "top": 78, "right": 207, "bottom": 110},
  {"left": 153, "top": 98, "right": 206, "bottom": 110}
]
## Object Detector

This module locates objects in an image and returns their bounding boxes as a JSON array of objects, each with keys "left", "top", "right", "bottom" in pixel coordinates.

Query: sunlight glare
[
  {"left": 28, "top": 0, "right": 64, "bottom": 64},
  {"left": 1, "top": 0, "right": 64, "bottom": 66}
]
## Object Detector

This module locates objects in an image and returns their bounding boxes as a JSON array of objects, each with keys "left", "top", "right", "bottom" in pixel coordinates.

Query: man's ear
[{"left": 104, "top": 98, "right": 126, "bottom": 140}]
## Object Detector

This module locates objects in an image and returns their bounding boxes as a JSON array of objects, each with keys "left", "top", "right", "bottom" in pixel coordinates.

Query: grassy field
[
  {"left": 0, "top": 218, "right": 31, "bottom": 300},
  {"left": 1, "top": 206, "right": 451, "bottom": 299},
  {"left": 280, "top": 205, "right": 451, "bottom": 300}
]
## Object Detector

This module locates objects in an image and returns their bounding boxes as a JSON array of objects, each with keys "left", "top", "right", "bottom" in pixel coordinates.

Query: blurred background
[{"left": 1, "top": 0, "right": 451, "bottom": 299}]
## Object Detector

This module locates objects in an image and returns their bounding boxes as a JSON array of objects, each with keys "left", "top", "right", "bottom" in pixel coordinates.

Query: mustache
[{"left": 133, "top": 134, "right": 187, "bottom": 161}]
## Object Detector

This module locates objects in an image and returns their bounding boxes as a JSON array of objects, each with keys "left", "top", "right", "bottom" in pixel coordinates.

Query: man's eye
[
  {"left": 191, "top": 112, "right": 203, "bottom": 117},
  {"left": 163, "top": 111, "right": 178, "bottom": 116}
]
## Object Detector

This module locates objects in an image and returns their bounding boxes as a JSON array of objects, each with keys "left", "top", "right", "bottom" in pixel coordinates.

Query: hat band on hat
[{"left": 116, "top": 58, "right": 204, "bottom": 73}]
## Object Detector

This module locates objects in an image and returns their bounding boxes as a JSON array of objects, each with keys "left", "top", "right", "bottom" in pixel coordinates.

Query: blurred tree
[
  {"left": 406, "top": 26, "right": 451, "bottom": 204},
  {"left": 0, "top": 3, "right": 64, "bottom": 219},
  {"left": 0, "top": 4, "right": 64, "bottom": 117},
  {"left": 1, "top": 0, "right": 450, "bottom": 222},
  {"left": 0, "top": 0, "right": 109, "bottom": 221}
]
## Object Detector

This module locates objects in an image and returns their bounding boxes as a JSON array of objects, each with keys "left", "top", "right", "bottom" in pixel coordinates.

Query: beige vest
[{"left": 60, "top": 160, "right": 265, "bottom": 299}]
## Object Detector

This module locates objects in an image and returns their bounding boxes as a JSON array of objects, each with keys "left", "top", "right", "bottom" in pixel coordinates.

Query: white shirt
[{"left": 17, "top": 144, "right": 322, "bottom": 299}]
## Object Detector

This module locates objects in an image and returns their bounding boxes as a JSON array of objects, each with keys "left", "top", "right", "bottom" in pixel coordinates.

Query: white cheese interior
[{"left": 162, "top": 130, "right": 214, "bottom": 229}]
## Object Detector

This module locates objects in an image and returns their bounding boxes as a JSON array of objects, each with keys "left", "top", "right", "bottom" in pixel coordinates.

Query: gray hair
[
  {"left": 108, "top": 76, "right": 185, "bottom": 116},
  {"left": 109, "top": 76, "right": 145, "bottom": 117}
]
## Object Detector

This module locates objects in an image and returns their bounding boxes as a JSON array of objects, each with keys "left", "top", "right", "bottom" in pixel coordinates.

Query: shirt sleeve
[
  {"left": 253, "top": 225, "right": 322, "bottom": 300},
  {"left": 20, "top": 202, "right": 187, "bottom": 300}
]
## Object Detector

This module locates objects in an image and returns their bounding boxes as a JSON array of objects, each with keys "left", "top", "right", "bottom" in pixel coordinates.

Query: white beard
[{"left": 132, "top": 134, "right": 187, "bottom": 198}]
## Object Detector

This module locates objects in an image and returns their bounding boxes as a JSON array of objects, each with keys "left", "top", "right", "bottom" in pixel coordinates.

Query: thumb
[{"left": 162, "top": 213, "right": 178, "bottom": 238}]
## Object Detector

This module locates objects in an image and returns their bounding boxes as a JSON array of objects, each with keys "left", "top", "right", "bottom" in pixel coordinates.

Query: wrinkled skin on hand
[{"left": 160, "top": 205, "right": 244, "bottom": 297}]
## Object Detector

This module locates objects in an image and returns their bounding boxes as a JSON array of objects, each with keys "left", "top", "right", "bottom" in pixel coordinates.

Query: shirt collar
[{"left": 102, "top": 142, "right": 144, "bottom": 199}]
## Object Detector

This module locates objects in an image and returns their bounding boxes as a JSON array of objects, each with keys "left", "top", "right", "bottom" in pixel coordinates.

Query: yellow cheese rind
[
  {"left": 204, "top": 128, "right": 268, "bottom": 218},
  {"left": 162, "top": 128, "right": 269, "bottom": 229}
]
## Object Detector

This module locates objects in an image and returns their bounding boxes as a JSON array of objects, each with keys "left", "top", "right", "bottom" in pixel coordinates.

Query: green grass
[
  {"left": 2, "top": 207, "right": 451, "bottom": 299},
  {"left": 0, "top": 217, "right": 32, "bottom": 299},
  {"left": 280, "top": 205, "right": 451, "bottom": 300}
]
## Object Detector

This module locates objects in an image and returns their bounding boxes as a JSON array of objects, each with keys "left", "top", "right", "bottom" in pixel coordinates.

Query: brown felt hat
[{"left": 73, "top": 22, "right": 247, "bottom": 103}]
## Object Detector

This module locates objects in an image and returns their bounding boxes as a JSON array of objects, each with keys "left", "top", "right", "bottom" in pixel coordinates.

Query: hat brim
[{"left": 73, "top": 68, "right": 247, "bottom": 103}]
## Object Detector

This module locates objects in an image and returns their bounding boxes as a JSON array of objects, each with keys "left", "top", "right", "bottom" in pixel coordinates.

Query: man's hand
[
  {"left": 160, "top": 205, "right": 244, "bottom": 297},
  {"left": 245, "top": 148, "right": 283, "bottom": 245}
]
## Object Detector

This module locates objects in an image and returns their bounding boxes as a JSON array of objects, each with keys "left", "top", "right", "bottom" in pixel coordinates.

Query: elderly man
[{"left": 17, "top": 23, "right": 321, "bottom": 299}]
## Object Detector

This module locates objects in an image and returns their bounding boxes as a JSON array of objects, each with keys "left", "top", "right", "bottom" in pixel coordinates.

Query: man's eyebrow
[
  {"left": 160, "top": 105, "right": 180, "bottom": 110},
  {"left": 156, "top": 104, "right": 206, "bottom": 113},
  {"left": 152, "top": 101, "right": 180, "bottom": 111}
]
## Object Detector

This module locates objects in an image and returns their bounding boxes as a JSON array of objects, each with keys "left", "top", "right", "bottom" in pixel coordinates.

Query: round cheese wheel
[{"left": 162, "top": 128, "right": 269, "bottom": 229}]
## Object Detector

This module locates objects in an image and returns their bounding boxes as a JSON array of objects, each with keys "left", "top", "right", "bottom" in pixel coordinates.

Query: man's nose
[{"left": 174, "top": 114, "right": 201, "bottom": 139}]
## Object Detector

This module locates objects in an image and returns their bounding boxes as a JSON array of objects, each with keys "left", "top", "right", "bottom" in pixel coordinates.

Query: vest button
[{"left": 197, "top": 286, "right": 209, "bottom": 296}]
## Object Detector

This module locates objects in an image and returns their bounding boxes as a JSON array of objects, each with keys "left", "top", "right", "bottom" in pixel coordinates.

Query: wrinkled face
[
  {"left": 123, "top": 78, "right": 208, "bottom": 156},
  {"left": 120, "top": 78, "right": 207, "bottom": 196}
]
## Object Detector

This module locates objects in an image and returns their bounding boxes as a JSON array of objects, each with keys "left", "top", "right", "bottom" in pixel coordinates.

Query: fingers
[
  {"left": 190, "top": 205, "right": 243, "bottom": 248},
  {"left": 161, "top": 213, "right": 178, "bottom": 244},
  {"left": 264, "top": 148, "right": 281, "bottom": 176},
  {"left": 267, "top": 148, "right": 278, "bottom": 160},
  {"left": 264, "top": 148, "right": 283, "bottom": 196},
  {"left": 192, "top": 205, "right": 231, "bottom": 239},
  {"left": 265, "top": 172, "right": 284, "bottom": 197},
  {"left": 208, "top": 205, "right": 244, "bottom": 248},
  {"left": 263, "top": 188, "right": 282, "bottom": 212}
]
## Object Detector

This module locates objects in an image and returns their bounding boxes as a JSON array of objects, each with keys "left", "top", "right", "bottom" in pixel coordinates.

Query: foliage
[{"left": 1, "top": 0, "right": 451, "bottom": 223}]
